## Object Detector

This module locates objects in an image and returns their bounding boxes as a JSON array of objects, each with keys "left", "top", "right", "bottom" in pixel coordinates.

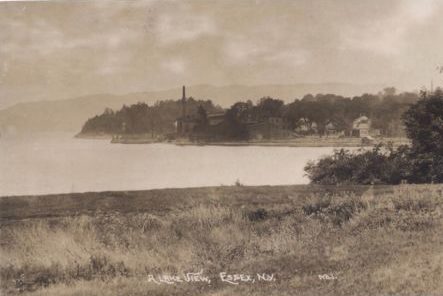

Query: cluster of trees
[
  {"left": 230, "top": 88, "right": 416, "bottom": 135},
  {"left": 305, "top": 89, "right": 443, "bottom": 184},
  {"left": 201, "top": 88, "right": 417, "bottom": 141},
  {"left": 80, "top": 98, "right": 221, "bottom": 136},
  {"left": 286, "top": 90, "right": 417, "bottom": 135}
]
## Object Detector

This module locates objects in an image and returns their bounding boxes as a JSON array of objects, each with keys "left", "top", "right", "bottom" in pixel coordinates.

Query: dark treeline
[
  {"left": 222, "top": 88, "right": 418, "bottom": 137},
  {"left": 80, "top": 87, "right": 418, "bottom": 138},
  {"left": 80, "top": 98, "right": 222, "bottom": 135},
  {"left": 288, "top": 89, "right": 418, "bottom": 134}
]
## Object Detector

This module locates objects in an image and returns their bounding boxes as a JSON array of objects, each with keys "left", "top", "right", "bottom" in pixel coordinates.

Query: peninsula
[{"left": 76, "top": 86, "right": 415, "bottom": 147}]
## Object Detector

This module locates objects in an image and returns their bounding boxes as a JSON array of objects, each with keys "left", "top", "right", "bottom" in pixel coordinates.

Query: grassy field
[{"left": 0, "top": 184, "right": 442, "bottom": 296}]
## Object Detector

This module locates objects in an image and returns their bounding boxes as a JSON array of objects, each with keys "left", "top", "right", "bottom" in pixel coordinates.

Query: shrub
[
  {"left": 247, "top": 208, "right": 268, "bottom": 221},
  {"left": 302, "top": 197, "right": 331, "bottom": 215},
  {"left": 302, "top": 194, "right": 365, "bottom": 225},
  {"left": 304, "top": 144, "right": 411, "bottom": 185}
]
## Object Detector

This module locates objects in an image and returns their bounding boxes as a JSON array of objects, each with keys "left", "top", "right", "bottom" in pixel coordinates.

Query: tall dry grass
[{"left": 0, "top": 184, "right": 442, "bottom": 295}]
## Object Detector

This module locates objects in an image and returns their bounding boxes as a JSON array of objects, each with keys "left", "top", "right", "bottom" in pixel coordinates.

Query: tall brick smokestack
[{"left": 182, "top": 85, "right": 186, "bottom": 118}]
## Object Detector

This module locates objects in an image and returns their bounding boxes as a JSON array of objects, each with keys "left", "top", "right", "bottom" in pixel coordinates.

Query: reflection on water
[{"left": 0, "top": 134, "right": 336, "bottom": 196}]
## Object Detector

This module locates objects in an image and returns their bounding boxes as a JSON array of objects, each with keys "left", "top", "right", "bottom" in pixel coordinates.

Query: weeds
[
  {"left": 0, "top": 184, "right": 442, "bottom": 296},
  {"left": 247, "top": 208, "right": 268, "bottom": 221}
]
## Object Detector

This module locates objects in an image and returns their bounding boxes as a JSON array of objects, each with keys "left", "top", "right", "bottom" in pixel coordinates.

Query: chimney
[{"left": 182, "top": 85, "right": 186, "bottom": 118}]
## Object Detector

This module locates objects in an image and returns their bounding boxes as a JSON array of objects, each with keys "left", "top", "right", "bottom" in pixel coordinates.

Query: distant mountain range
[{"left": 0, "top": 83, "right": 385, "bottom": 134}]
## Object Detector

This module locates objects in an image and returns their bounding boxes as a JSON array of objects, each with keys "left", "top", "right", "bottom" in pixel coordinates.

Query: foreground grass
[{"left": 0, "top": 185, "right": 442, "bottom": 296}]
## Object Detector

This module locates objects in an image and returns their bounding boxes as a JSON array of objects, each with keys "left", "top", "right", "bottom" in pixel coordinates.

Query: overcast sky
[{"left": 1, "top": 0, "right": 442, "bottom": 109}]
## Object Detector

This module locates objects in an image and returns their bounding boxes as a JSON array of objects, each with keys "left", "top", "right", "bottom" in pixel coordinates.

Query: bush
[
  {"left": 247, "top": 208, "right": 268, "bottom": 221},
  {"left": 302, "top": 195, "right": 365, "bottom": 225},
  {"left": 304, "top": 144, "right": 411, "bottom": 185}
]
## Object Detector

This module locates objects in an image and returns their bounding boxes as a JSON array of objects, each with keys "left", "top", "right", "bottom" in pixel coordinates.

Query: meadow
[{"left": 0, "top": 184, "right": 442, "bottom": 295}]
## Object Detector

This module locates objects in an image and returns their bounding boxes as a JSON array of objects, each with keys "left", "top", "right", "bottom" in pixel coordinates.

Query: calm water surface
[{"left": 0, "top": 134, "right": 337, "bottom": 196}]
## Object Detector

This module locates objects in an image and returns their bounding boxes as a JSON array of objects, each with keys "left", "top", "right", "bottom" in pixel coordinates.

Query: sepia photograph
[{"left": 0, "top": 0, "right": 442, "bottom": 295}]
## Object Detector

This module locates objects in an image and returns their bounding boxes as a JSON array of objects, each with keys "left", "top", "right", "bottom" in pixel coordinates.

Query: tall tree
[{"left": 403, "top": 89, "right": 443, "bottom": 182}]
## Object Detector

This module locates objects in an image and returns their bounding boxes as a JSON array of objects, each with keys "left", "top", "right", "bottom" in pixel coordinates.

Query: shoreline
[
  {"left": 75, "top": 133, "right": 411, "bottom": 147},
  {"left": 175, "top": 139, "right": 366, "bottom": 147},
  {"left": 179, "top": 137, "right": 411, "bottom": 147},
  {"left": 74, "top": 133, "right": 112, "bottom": 140}
]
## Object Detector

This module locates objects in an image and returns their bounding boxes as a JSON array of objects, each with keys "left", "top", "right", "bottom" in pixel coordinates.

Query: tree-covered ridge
[{"left": 80, "top": 98, "right": 222, "bottom": 135}]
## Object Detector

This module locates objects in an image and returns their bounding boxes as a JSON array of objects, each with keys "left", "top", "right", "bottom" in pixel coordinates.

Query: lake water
[{"left": 0, "top": 134, "right": 337, "bottom": 197}]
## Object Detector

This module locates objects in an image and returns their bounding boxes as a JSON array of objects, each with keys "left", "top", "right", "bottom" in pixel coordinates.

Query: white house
[{"left": 352, "top": 115, "right": 370, "bottom": 138}]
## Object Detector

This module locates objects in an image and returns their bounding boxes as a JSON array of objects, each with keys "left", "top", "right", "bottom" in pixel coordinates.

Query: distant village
[{"left": 175, "top": 86, "right": 401, "bottom": 144}]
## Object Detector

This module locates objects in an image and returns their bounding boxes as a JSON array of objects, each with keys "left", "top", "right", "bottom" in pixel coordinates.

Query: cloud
[
  {"left": 223, "top": 38, "right": 308, "bottom": 70},
  {"left": 1, "top": 0, "right": 442, "bottom": 109},
  {"left": 0, "top": 19, "right": 64, "bottom": 55},
  {"left": 223, "top": 38, "right": 266, "bottom": 64},
  {"left": 340, "top": 0, "right": 439, "bottom": 56},
  {"left": 161, "top": 57, "right": 186, "bottom": 74},
  {"left": 404, "top": 0, "right": 436, "bottom": 22},
  {"left": 155, "top": 11, "right": 217, "bottom": 45},
  {"left": 265, "top": 50, "right": 309, "bottom": 68}
]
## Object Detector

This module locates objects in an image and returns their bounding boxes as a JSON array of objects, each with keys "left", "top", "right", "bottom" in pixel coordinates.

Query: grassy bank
[{"left": 1, "top": 185, "right": 442, "bottom": 295}]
